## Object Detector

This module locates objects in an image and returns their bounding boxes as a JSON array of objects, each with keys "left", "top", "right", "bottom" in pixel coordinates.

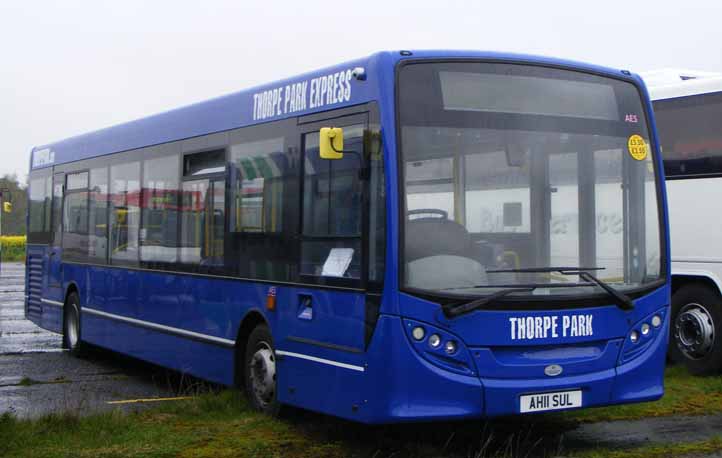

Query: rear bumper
[{"left": 365, "top": 314, "right": 667, "bottom": 422}]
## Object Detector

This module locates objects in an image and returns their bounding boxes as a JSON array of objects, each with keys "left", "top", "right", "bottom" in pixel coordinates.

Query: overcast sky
[{"left": 1, "top": 0, "right": 720, "bottom": 180}]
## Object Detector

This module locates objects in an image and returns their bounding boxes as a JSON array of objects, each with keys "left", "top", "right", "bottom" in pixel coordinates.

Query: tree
[{"left": 0, "top": 174, "right": 27, "bottom": 236}]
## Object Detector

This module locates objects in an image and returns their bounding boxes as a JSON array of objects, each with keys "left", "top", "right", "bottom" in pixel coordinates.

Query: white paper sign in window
[{"left": 322, "top": 248, "right": 354, "bottom": 277}]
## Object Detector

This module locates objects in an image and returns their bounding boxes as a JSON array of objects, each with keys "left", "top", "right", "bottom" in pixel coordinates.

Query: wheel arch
[
  {"left": 64, "top": 281, "right": 80, "bottom": 304},
  {"left": 233, "top": 309, "right": 270, "bottom": 387},
  {"left": 672, "top": 271, "right": 722, "bottom": 297}
]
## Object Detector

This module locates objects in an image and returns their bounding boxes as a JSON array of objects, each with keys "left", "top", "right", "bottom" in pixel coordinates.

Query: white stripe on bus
[
  {"left": 41, "top": 298, "right": 64, "bottom": 307},
  {"left": 82, "top": 307, "right": 236, "bottom": 347},
  {"left": 275, "top": 350, "right": 365, "bottom": 372}
]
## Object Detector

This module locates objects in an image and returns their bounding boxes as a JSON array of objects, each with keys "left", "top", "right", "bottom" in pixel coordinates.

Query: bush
[{"left": 1, "top": 235, "right": 26, "bottom": 262}]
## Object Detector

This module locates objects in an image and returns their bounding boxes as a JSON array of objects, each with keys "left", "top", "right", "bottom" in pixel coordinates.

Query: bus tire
[
  {"left": 244, "top": 324, "right": 281, "bottom": 416},
  {"left": 63, "top": 291, "right": 85, "bottom": 356},
  {"left": 670, "top": 284, "right": 722, "bottom": 376}
]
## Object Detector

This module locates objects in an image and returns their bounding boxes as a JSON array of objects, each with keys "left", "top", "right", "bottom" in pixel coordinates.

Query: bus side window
[
  {"left": 88, "top": 166, "right": 109, "bottom": 263},
  {"left": 62, "top": 171, "right": 90, "bottom": 262},
  {"left": 27, "top": 171, "right": 52, "bottom": 244},
  {"left": 141, "top": 153, "right": 180, "bottom": 265},
  {"left": 110, "top": 161, "right": 141, "bottom": 266},
  {"left": 227, "top": 134, "right": 292, "bottom": 281},
  {"left": 179, "top": 148, "right": 226, "bottom": 269}
]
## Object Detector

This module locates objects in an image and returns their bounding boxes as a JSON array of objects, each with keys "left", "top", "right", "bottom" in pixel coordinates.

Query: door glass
[
  {"left": 52, "top": 174, "right": 64, "bottom": 246},
  {"left": 301, "top": 124, "right": 364, "bottom": 279}
]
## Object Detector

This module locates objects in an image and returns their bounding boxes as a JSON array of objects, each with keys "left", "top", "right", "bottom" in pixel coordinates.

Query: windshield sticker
[{"left": 627, "top": 134, "right": 648, "bottom": 161}]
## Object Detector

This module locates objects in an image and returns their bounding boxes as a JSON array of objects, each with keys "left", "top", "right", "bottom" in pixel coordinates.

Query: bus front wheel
[
  {"left": 670, "top": 284, "right": 722, "bottom": 375},
  {"left": 63, "top": 291, "right": 85, "bottom": 356},
  {"left": 244, "top": 324, "right": 281, "bottom": 416}
]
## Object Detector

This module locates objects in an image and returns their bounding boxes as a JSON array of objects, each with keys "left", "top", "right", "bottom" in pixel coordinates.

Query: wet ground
[
  {"left": 2, "top": 261, "right": 722, "bottom": 457},
  {"left": 0, "top": 262, "right": 179, "bottom": 418}
]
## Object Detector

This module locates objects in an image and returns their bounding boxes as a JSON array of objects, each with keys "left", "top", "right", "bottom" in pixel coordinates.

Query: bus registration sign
[{"left": 520, "top": 390, "right": 582, "bottom": 413}]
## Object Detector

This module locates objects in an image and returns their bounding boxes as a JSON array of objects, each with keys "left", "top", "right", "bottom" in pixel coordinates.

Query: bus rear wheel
[
  {"left": 670, "top": 284, "right": 722, "bottom": 375},
  {"left": 63, "top": 291, "right": 85, "bottom": 356},
  {"left": 244, "top": 324, "right": 281, "bottom": 416}
]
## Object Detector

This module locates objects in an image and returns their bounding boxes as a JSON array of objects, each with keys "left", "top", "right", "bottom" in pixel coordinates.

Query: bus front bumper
[{"left": 365, "top": 315, "right": 667, "bottom": 422}]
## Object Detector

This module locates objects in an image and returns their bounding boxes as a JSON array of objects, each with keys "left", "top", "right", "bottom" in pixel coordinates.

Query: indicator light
[
  {"left": 641, "top": 323, "right": 651, "bottom": 336},
  {"left": 445, "top": 340, "right": 457, "bottom": 355},
  {"left": 429, "top": 334, "right": 441, "bottom": 348},
  {"left": 630, "top": 330, "right": 639, "bottom": 343}
]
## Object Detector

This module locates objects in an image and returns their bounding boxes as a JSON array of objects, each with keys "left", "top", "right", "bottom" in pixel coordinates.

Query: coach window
[
  {"left": 228, "top": 133, "right": 293, "bottom": 280},
  {"left": 62, "top": 171, "right": 89, "bottom": 261},
  {"left": 301, "top": 125, "right": 364, "bottom": 281},
  {"left": 88, "top": 166, "right": 109, "bottom": 263},
  {"left": 110, "top": 161, "right": 141, "bottom": 266},
  {"left": 180, "top": 149, "right": 225, "bottom": 268},
  {"left": 27, "top": 170, "right": 52, "bottom": 244},
  {"left": 141, "top": 153, "right": 180, "bottom": 265},
  {"left": 655, "top": 92, "right": 722, "bottom": 178}
]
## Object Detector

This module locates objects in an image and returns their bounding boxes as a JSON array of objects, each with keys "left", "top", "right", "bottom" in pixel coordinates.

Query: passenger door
[
  {"left": 284, "top": 113, "right": 369, "bottom": 352},
  {"left": 43, "top": 172, "right": 65, "bottom": 330}
]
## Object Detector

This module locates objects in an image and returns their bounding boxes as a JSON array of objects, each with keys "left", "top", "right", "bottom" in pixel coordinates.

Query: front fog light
[
  {"left": 630, "top": 330, "right": 639, "bottom": 343},
  {"left": 641, "top": 323, "right": 651, "bottom": 336},
  {"left": 412, "top": 326, "right": 426, "bottom": 341},
  {"left": 429, "top": 334, "right": 441, "bottom": 348},
  {"left": 652, "top": 315, "right": 662, "bottom": 328},
  {"left": 445, "top": 340, "right": 457, "bottom": 354}
]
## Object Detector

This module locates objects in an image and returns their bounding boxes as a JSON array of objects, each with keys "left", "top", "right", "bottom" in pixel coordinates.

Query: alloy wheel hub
[
  {"left": 676, "top": 304, "right": 715, "bottom": 359},
  {"left": 250, "top": 346, "right": 276, "bottom": 405}
]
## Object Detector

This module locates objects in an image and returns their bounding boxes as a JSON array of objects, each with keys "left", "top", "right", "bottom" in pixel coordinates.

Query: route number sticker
[{"left": 628, "top": 135, "right": 648, "bottom": 161}]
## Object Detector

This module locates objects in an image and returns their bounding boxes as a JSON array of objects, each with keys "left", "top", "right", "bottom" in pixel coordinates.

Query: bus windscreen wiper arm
[
  {"left": 444, "top": 287, "right": 536, "bottom": 318},
  {"left": 486, "top": 266, "right": 634, "bottom": 311}
]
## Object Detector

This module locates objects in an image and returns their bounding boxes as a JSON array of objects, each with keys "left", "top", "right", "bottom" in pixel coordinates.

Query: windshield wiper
[
  {"left": 487, "top": 266, "right": 634, "bottom": 311},
  {"left": 443, "top": 287, "right": 536, "bottom": 318}
]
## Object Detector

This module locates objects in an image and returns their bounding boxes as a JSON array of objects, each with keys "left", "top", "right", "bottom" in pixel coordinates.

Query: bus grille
[{"left": 26, "top": 255, "right": 43, "bottom": 319}]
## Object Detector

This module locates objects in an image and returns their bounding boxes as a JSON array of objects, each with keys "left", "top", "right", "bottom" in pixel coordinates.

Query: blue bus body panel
[{"left": 26, "top": 50, "right": 671, "bottom": 423}]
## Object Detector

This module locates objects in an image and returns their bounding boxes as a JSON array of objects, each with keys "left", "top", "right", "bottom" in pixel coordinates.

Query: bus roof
[
  {"left": 29, "top": 50, "right": 642, "bottom": 171},
  {"left": 643, "top": 69, "right": 722, "bottom": 101}
]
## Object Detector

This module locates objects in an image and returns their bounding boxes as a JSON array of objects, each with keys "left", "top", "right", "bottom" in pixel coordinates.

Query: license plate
[{"left": 520, "top": 390, "right": 582, "bottom": 413}]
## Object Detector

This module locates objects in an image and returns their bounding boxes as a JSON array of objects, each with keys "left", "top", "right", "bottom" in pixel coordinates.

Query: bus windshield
[{"left": 399, "top": 62, "right": 663, "bottom": 297}]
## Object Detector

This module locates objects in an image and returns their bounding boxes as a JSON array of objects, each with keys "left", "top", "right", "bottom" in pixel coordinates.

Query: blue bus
[{"left": 25, "top": 50, "right": 670, "bottom": 422}]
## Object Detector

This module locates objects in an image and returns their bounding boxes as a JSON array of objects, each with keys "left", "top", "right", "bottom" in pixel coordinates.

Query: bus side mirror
[
  {"left": 2, "top": 202, "right": 10, "bottom": 213},
  {"left": 319, "top": 127, "right": 344, "bottom": 160}
]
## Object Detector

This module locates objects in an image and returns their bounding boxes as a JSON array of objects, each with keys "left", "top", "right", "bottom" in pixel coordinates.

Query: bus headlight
[
  {"left": 620, "top": 307, "right": 668, "bottom": 364},
  {"left": 403, "top": 319, "right": 475, "bottom": 376},
  {"left": 630, "top": 330, "right": 639, "bottom": 343},
  {"left": 412, "top": 326, "right": 426, "bottom": 341}
]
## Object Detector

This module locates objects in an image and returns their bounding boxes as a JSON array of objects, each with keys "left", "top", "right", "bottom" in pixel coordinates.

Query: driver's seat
[{"left": 405, "top": 215, "right": 489, "bottom": 290}]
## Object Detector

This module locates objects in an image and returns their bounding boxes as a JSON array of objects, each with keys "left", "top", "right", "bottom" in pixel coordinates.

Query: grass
[
  {"left": 574, "top": 436, "right": 722, "bottom": 458},
  {"left": 1, "top": 366, "right": 721, "bottom": 458},
  {"left": 1, "top": 235, "right": 25, "bottom": 262},
  {"left": 563, "top": 365, "right": 722, "bottom": 423}
]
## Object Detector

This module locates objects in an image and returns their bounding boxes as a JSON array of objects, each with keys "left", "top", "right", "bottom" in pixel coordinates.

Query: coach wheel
[
  {"left": 63, "top": 291, "right": 84, "bottom": 356},
  {"left": 244, "top": 324, "right": 281, "bottom": 415},
  {"left": 670, "top": 284, "right": 722, "bottom": 375}
]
